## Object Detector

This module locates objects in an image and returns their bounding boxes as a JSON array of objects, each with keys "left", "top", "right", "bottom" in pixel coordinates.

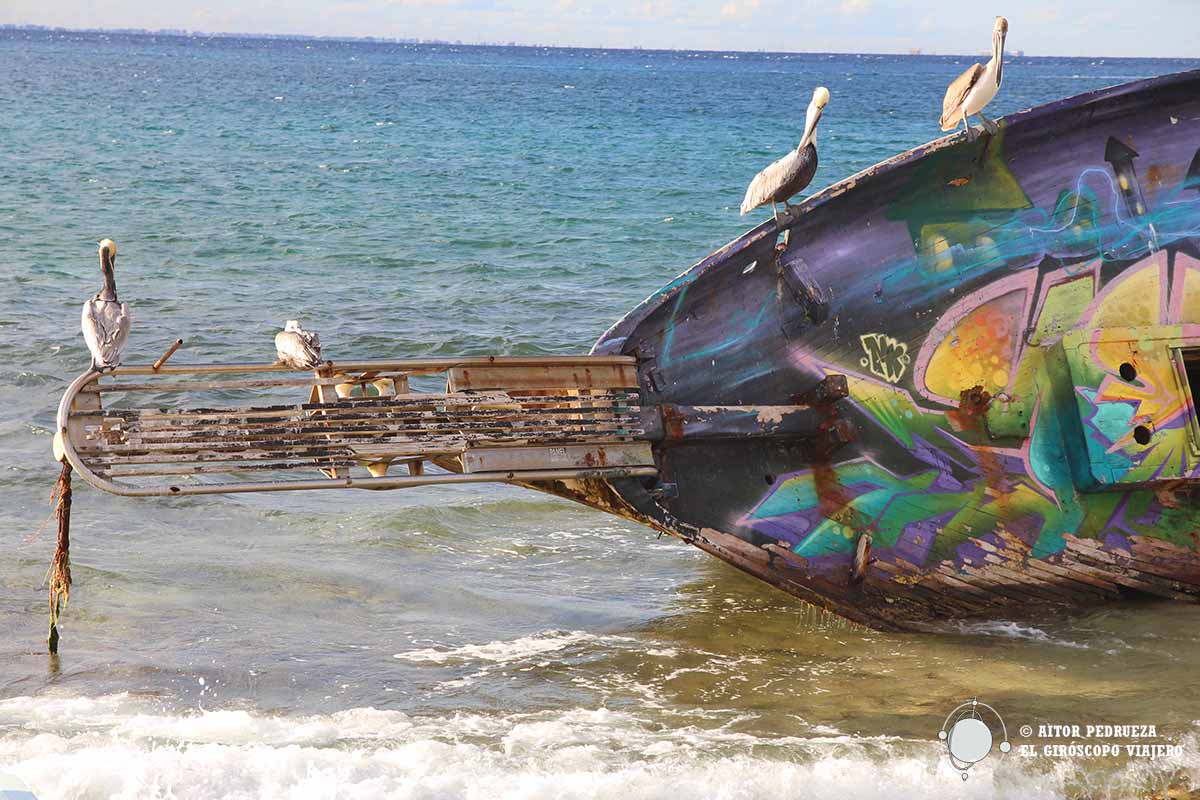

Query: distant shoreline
[{"left": 2, "top": 23, "right": 1195, "bottom": 61}]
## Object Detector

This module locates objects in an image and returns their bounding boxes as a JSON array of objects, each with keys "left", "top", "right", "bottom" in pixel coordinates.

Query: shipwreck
[{"left": 53, "top": 69, "right": 1200, "bottom": 632}]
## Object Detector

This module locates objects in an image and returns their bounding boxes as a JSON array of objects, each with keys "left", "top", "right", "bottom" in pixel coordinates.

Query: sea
[{"left": 1, "top": 28, "right": 1198, "bottom": 799}]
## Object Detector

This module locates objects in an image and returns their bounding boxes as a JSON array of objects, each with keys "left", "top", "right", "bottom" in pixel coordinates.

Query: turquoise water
[{"left": 2, "top": 29, "right": 1199, "bottom": 799}]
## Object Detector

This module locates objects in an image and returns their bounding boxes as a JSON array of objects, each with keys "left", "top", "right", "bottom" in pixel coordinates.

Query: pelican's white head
[
  {"left": 285, "top": 320, "right": 302, "bottom": 331},
  {"left": 98, "top": 238, "right": 117, "bottom": 262},
  {"left": 799, "top": 86, "right": 830, "bottom": 150},
  {"left": 993, "top": 17, "right": 1009, "bottom": 85}
]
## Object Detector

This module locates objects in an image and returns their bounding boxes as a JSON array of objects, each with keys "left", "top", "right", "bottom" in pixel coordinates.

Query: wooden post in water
[{"left": 47, "top": 462, "right": 73, "bottom": 654}]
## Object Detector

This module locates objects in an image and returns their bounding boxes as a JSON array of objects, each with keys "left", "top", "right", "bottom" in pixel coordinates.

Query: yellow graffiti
[{"left": 860, "top": 333, "right": 912, "bottom": 383}]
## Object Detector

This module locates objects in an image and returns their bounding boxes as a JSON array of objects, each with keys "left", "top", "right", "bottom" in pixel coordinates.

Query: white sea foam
[
  {"left": 8, "top": 693, "right": 1183, "bottom": 800},
  {"left": 393, "top": 629, "right": 633, "bottom": 665},
  {"left": 948, "top": 620, "right": 1092, "bottom": 650}
]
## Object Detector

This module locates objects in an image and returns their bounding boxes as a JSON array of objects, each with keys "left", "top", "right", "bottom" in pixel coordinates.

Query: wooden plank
[
  {"left": 85, "top": 439, "right": 468, "bottom": 467},
  {"left": 870, "top": 559, "right": 991, "bottom": 615},
  {"left": 107, "top": 422, "right": 642, "bottom": 446},
  {"left": 447, "top": 363, "right": 638, "bottom": 392},
  {"left": 100, "top": 392, "right": 638, "bottom": 423},
  {"left": 971, "top": 538, "right": 1118, "bottom": 599},
  {"left": 79, "top": 422, "right": 642, "bottom": 455},
  {"left": 104, "top": 460, "right": 362, "bottom": 478},
  {"left": 1063, "top": 535, "right": 1200, "bottom": 588},
  {"left": 105, "top": 355, "right": 637, "bottom": 377},
  {"left": 102, "top": 409, "right": 642, "bottom": 437},
  {"left": 462, "top": 442, "right": 654, "bottom": 473},
  {"left": 1060, "top": 540, "right": 1197, "bottom": 601},
  {"left": 964, "top": 559, "right": 1082, "bottom": 603},
  {"left": 66, "top": 379, "right": 103, "bottom": 447}
]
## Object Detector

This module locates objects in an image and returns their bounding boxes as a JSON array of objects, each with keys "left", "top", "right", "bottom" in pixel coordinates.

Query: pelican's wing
[
  {"left": 81, "top": 300, "right": 102, "bottom": 364},
  {"left": 275, "top": 330, "right": 321, "bottom": 369},
  {"left": 109, "top": 302, "right": 131, "bottom": 361},
  {"left": 81, "top": 300, "right": 131, "bottom": 369},
  {"left": 940, "top": 63, "right": 984, "bottom": 131},
  {"left": 740, "top": 151, "right": 800, "bottom": 215}
]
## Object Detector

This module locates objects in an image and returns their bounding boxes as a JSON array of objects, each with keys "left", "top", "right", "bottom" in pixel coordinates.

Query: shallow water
[{"left": 1, "top": 30, "right": 1199, "bottom": 799}]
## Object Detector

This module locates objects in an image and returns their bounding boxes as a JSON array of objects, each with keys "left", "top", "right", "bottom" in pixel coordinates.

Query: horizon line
[{"left": 3, "top": 22, "right": 1196, "bottom": 61}]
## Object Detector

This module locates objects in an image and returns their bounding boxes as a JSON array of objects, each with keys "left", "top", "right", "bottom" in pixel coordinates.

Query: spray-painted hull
[{"left": 568, "top": 70, "right": 1200, "bottom": 629}]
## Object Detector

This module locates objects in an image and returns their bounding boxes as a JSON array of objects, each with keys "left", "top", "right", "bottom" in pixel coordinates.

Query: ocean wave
[
  {"left": 944, "top": 620, "right": 1093, "bottom": 650},
  {"left": 393, "top": 629, "right": 634, "bottom": 665},
  {"left": 1, "top": 694, "right": 1195, "bottom": 799}
]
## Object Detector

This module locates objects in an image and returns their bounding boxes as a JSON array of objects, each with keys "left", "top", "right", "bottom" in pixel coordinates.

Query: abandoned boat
[{"left": 56, "top": 69, "right": 1200, "bottom": 630}]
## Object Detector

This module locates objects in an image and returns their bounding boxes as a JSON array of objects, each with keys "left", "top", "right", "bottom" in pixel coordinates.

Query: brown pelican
[
  {"left": 741, "top": 86, "right": 830, "bottom": 221},
  {"left": 940, "top": 16, "right": 1009, "bottom": 139},
  {"left": 275, "top": 320, "right": 322, "bottom": 369},
  {"left": 81, "top": 239, "right": 131, "bottom": 371}
]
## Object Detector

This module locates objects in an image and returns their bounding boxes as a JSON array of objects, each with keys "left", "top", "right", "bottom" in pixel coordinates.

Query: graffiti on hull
[{"left": 741, "top": 137, "right": 1200, "bottom": 573}]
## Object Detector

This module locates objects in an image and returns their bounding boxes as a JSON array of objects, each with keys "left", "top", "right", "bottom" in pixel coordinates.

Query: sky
[{"left": 3, "top": 0, "right": 1197, "bottom": 57}]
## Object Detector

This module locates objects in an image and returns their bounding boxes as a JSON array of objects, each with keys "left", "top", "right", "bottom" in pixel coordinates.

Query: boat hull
[{"left": 579, "top": 70, "right": 1200, "bottom": 629}]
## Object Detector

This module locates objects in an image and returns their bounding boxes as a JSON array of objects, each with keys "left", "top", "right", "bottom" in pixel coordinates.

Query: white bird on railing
[
  {"left": 940, "top": 16, "right": 1008, "bottom": 140},
  {"left": 81, "top": 238, "right": 132, "bottom": 372},
  {"left": 741, "top": 86, "right": 830, "bottom": 222},
  {"left": 275, "top": 320, "right": 322, "bottom": 370}
]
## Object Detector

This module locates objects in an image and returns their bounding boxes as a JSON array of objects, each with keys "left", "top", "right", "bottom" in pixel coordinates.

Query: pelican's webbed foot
[
  {"left": 978, "top": 112, "right": 999, "bottom": 136},
  {"left": 960, "top": 110, "right": 976, "bottom": 141}
]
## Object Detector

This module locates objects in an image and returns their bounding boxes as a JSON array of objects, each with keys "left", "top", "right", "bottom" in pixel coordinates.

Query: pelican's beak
[
  {"left": 799, "top": 101, "right": 823, "bottom": 150},
  {"left": 994, "top": 18, "right": 1008, "bottom": 87}
]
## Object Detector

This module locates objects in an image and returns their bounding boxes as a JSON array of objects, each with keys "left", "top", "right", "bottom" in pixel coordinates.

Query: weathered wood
[
  {"left": 447, "top": 363, "right": 638, "bottom": 392},
  {"left": 88, "top": 441, "right": 469, "bottom": 466},
  {"left": 104, "top": 460, "right": 362, "bottom": 478},
  {"left": 462, "top": 443, "right": 655, "bottom": 473},
  {"left": 103, "top": 355, "right": 638, "bottom": 377},
  {"left": 88, "top": 409, "right": 642, "bottom": 436},
  {"left": 79, "top": 423, "right": 642, "bottom": 456},
  {"left": 100, "top": 392, "right": 638, "bottom": 423},
  {"left": 973, "top": 539, "right": 1119, "bottom": 599},
  {"left": 59, "top": 356, "right": 654, "bottom": 496},
  {"left": 152, "top": 339, "right": 184, "bottom": 371}
]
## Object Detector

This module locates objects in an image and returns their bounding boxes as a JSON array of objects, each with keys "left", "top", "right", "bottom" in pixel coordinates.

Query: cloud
[{"left": 839, "top": 0, "right": 870, "bottom": 15}]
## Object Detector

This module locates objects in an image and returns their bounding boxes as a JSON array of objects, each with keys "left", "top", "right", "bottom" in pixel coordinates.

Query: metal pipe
[{"left": 108, "top": 354, "right": 636, "bottom": 377}]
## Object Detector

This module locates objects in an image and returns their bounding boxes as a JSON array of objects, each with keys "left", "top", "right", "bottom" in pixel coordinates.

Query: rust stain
[
  {"left": 947, "top": 385, "right": 1007, "bottom": 514},
  {"left": 808, "top": 388, "right": 875, "bottom": 583},
  {"left": 661, "top": 404, "right": 685, "bottom": 441},
  {"left": 946, "top": 177, "right": 970, "bottom": 187}
]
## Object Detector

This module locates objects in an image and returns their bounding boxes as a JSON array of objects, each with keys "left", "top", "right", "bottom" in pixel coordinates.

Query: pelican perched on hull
[
  {"left": 275, "top": 320, "right": 322, "bottom": 370},
  {"left": 940, "top": 16, "right": 1009, "bottom": 139},
  {"left": 741, "top": 86, "right": 830, "bottom": 221},
  {"left": 81, "top": 239, "right": 132, "bottom": 371}
]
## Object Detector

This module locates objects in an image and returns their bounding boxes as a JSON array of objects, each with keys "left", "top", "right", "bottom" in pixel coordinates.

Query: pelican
[
  {"left": 940, "top": 16, "right": 1009, "bottom": 140},
  {"left": 81, "top": 239, "right": 131, "bottom": 372},
  {"left": 275, "top": 320, "right": 322, "bottom": 369},
  {"left": 741, "top": 87, "right": 830, "bottom": 222}
]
